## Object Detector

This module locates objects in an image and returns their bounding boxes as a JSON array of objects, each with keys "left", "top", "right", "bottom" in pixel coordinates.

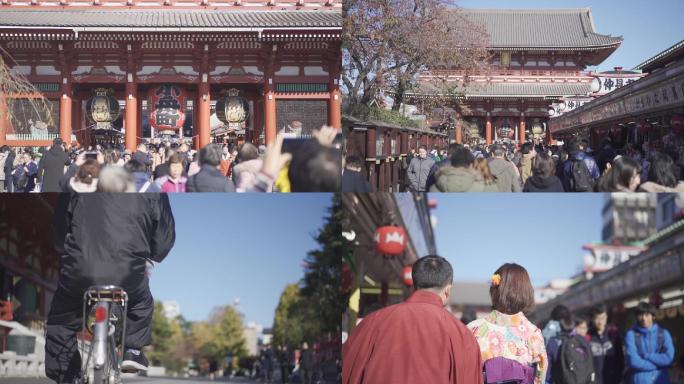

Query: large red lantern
[
  {"left": 403, "top": 266, "right": 413, "bottom": 287},
  {"left": 636, "top": 120, "right": 651, "bottom": 135},
  {"left": 374, "top": 225, "right": 407, "bottom": 256},
  {"left": 148, "top": 84, "right": 187, "bottom": 132},
  {"left": 610, "top": 124, "right": 623, "bottom": 136}
]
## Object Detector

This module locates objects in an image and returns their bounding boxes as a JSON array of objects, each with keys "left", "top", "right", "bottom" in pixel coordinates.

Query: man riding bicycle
[{"left": 46, "top": 194, "right": 176, "bottom": 384}]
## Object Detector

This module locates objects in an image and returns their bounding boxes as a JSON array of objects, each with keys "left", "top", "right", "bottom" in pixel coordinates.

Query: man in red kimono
[{"left": 343, "top": 255, "right": 482, "bottom": 384}]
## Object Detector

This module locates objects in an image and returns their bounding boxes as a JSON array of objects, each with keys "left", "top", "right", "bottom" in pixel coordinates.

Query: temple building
[
  {"left": 0, "top": 0, "right": 341, "bottom": 150},
  {"left": 405, "top": 8, "right": 623, "bottom": 145}
]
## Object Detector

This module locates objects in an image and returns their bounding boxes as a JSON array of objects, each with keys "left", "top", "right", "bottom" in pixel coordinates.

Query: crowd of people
[
  {"left": 0, "top": 125, "right": 341, "bottom": 193},
  {"left": 348, "top": 137, "right": 684, "bottom": 193},
  {"left": 342, "top": 256, "right": 677, "bottom": 384}
]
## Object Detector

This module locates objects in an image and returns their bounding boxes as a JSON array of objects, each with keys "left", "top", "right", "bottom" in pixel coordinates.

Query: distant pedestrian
[
  {"left": 407, "top": 145, "right": 435, "bottom": 192},
  {"left": 300, "top": 342, "right": 313, "bottom": 384},
  {"left": 37, "top": 138, "right": 70, "bottom": 192},
  {"left": 546, "top": 314, "right": 595, "bottom": 384},
  {"left": 588, "top": 304, "right": 623, "bottom": 384},
  {"left": 524, "top": 153, "right": 565, "bottom": 192},
  {"left": 542, "top": 305, "right": 570, "bottom": 344},
  {"left": 624, "top": 302, "right": 674, "bottom": 384}
]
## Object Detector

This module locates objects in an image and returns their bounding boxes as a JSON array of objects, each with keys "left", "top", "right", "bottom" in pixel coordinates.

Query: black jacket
[
  {"left": 187, "top": 164, "right": 235, "bottom": 192},
  {"left": 341, "top": 169, "right": 373, "bottom": 192},
  {"left": 38, "top": 145, "right": 70, "bottom": 192},
  {"left": 53, "top": 194, "right": 176, "bottom": 294},
  {"left": 523, "top": 175, "right": 565, "bottom": 192}
]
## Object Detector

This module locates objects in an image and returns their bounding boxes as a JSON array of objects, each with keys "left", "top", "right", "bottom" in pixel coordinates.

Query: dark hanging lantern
[
  {"left": 148, "top": 84, "right": 187, "bottom": 132},
  {"left": 215, "top": 88, "right": 250, "bottom": 130},
  {"left": 596, "top": 127, "right": 609, "bottom": 136},
  {"left": 671, "top": 114, "right": 684, "bottom": 134},
  {"left": 610, "top": 124, "right": 623, "bottom": 137},
  {"left": 85, "top": 88, "right": 120, "bottom": 130}
]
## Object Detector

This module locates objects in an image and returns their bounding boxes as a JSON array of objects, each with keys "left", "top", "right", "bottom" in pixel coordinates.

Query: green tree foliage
[
  {"left": 192, "top": 306, "right": 247, "bottom": 363},
  {"left": 148, "top": 302, "right": 185, "bottom": 373},
  {"left": 273, "top": 283, "right": 305, "bottom": 349},
  {"left": 300, "top": 195, "right": 348, "bottom": 338}
]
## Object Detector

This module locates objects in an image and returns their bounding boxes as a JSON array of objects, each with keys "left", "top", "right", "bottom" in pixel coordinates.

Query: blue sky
[
  {"left": 148, "top": 194, "right": 333, "bottom": 327},
  {"left": 457, "top": 0, "right": 684, "bottom": 72},
  {"left": 430, "top": 194, "right": 604, "bottom": 287}
]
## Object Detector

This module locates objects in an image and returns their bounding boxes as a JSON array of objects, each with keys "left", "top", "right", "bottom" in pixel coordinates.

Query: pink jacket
[{"left": 159, "top": 176, "right": 187, "bottom": 193}]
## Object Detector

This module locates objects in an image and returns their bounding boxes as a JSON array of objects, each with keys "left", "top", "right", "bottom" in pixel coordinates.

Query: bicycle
[{"left": 80, "top": 285, "right": 128, "bottom": 384}]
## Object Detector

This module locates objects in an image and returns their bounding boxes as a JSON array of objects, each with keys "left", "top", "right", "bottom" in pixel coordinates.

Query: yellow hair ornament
[{"left": 490, "top": 274, "right": 501, "bottom": 287}]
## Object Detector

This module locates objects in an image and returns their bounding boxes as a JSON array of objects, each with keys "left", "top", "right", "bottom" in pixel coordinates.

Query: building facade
[
  {"left": 409, "top": 8, "right": 622, "bottom": 145},
  {"left": 0, "top": 0, "right": 342, "bottom": 150},
  {"left": 601, "top": 193, "right": 657, "bottom": 244}
]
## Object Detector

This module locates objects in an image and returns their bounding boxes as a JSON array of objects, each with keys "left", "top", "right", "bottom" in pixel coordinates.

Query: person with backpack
[
  {"left": 11, "top": 152, "right": 38, "bottom": 193},
  {"left": 546, "top": 314, "right": 595, "bottom": 384},
  {"left": 587, "top": 304, "right": 623, "bottom": 384},
  {"left": 563, "top": 141, "right": 600, "bottom": 192},
  {"left": 624, "top": 302, "right": 674, "bottom": 384},
  {"left": 467, "top": 263, "right": 546, "bottom": 384}
]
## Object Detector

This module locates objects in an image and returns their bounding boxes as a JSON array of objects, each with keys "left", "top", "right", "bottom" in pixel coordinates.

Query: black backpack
[
  {"left": 13, "top": 166, "right": 28, "bottom": 190},
  {"left": 552, "top": 334, "right": 595, "bottom": 384},
  {"left": 569, "top": 159, "right": 594, "bottom": 192}
]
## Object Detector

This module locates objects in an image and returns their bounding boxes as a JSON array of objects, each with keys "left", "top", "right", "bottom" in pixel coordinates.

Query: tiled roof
[
  {"left": 634, "top": 39, "right": 684, "bottom": 72},
  {"left": 460, "top": 8, "right": 622, "bottom": 49},
  {"left": 410, "top": 81, "right": 592, "bottom": 98},
  {"left": 0, "top": 9, "right": 340, "bottom": 29}
]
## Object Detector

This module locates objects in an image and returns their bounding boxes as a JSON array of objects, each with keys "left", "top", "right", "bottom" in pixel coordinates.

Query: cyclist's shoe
[{"left": 121, "top": 349, "right": 149, "bottom": 373}]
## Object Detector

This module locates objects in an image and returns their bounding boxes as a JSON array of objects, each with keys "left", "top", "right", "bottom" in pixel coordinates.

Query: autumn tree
[
  {"left": 191, "top": 305, "right": 246, "bottom": 364},
  {"left": 343, "top": 0, "right": 490, "bottom": 114},
  {"left": 0, "top": 48, "right": 55, "bottom": 132},
  {"left": 147, "top": 302, "right": 185, "bottom": 373},
  {"left": 272, "top": 283, "right": 305, "bottom": 349}
]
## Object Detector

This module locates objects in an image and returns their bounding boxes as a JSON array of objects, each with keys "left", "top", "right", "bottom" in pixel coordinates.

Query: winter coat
[
  {"left": 158, "top": 176, "right": 187, "bottom": 193},
  {"left": 132, "top": 172, "right": 160, "bottom": 193},
  {"left": 132, "top": 150, "right": 152, "bottom": 168},
  {"left": 425, "top": 158, "right": 451, "bottom": 191},
  {"left": 523, "top": 175, "right": 565, "bottom": 192},
  {"left": 625, "top": 324, "right": 674, "bottom": 384},
  {"left": 562, "top": 151, "right": 601, "bottom": 191},
  {"left": 186, "top": 164, "right": 235, "bottom": 192},
  {"left": 341, "top": 169, "right": 373, "bottom": 193},
  {"left": 407, "top": 157, "right": 435, "bottom": 192},
  {"left": 37, "top": 144, "right": 70, "bottom": 192},
  {"left": 588, "top": 326, "right": 624, "bottom": 384},
  {"left": 430, "top": 167, "right": 497, "bottom": 193},
  {"left": 53, "top": 194, "right": 175, "bottom": 294},
  {"left": 67, "top": 177, "right": 98, "bottom": 193},
  {"left": 488, "top": 158, "right": 522, "bottom": 192},
  {"left": 519, "top": 152, "right": 535, "bottom": 185}
]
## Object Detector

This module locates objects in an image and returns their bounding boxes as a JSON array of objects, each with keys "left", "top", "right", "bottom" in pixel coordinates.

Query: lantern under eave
[
  {"left": 374, "top": 225, "right": 407, "bottom": 256},
  {"left": 85, "top": 88, "right": 120, "bottom": 130},
  {"left": 148, "top": 84, "right": 187, "bottom": 133},
  {"left": 215, "top": 88, "right": 250, "bottom": 130}
]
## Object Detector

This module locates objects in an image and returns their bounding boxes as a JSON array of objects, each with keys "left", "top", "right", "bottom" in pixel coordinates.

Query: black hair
[
  {"left": 412, "top": 255, "right": 453, "bottom": 290},
  {"left": 550, "top": 304, "right": 570, "bottom": 321},
  {"left": 289, "top": 142, "right": 341, "bottom": 192},
  {"left": 447, "top": 143, "right": 462, "bottom": 157},
  {"left": 451, "top": 147, "right": 474, "bottom": 168},
  {"left": 648, "top": 153, "right": 679, "bottom": 188},
  {"left": 521, "top": 142, "right": 533, "bottom": 155},
  {"left": 124, "top": 159, "right": 147, "bottom": 173},
  {"left": 634, "top": 302, "right": 656, "bottom": 316},
  {"left": 345, "top": 155, "right": 364, "bottom": 169},
  {"left": 598, "top": 156, "right": 641, "bottom": 191},
  {"left": 589, "top": 304, "right": 607, "bottom": 318}
]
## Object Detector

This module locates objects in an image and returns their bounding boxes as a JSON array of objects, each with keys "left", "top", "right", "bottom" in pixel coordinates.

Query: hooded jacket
[
  {"left": 523, "top": 175, "right": 565, "bottom": 192},
  {"left": 37, "top": 144, "right": 70, "bottom": 192},
  {"left": 488, "top": 158, "right": 522, "bottom": 192},
  {"left": 407, "top": 157, "right": 435, "bottom": 192},
  {"left": 430, "top": 167, "right": 497, "bottom": 193},
  {"left": 625, "top": 324, "right": 674, "bottom": 384}
]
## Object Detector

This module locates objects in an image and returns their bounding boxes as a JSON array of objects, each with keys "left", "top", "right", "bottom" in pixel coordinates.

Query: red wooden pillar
[
  {"left": 519, "top": 113, "right": 526, "bottom": 143},
  {"left": 73, "top": 96, "right": 81, "bottom": 147},
  {"left": 253, "top": 99, "right": 263, "bottom": 145},
  {"left": 263, "top": 63, "right": 276, "bottom": 146},
  {"left": 197, "top": 82, "right": 211, "bottom": 149},
  {"left": 0, "top": 93, "right": 8, "bottom": 145},
  {"left": 485, "top": 113, "right": 492, "bottom": 145},
  {"left": 125, "top": 81, "right": 137, "bottom": 152},
  {"left": 400, "top": 130, "right": 408, "bottom": 154},
  {"left": 59, "top": 82, "right": 72, "bottom": 146},
  {"left": 327, "top": 54, "right": 341, "bottom": 129}
]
